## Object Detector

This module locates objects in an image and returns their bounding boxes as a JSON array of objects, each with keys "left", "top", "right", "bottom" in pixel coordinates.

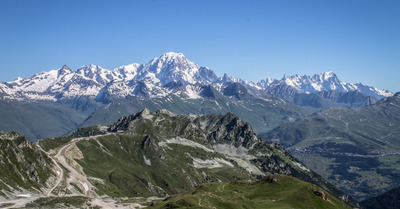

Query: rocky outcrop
[{"left": 0, "top": 132, "right": 56, "bottom": 197}]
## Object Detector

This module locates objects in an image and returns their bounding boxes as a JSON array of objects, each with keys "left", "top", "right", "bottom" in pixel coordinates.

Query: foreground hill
[
  {"left": 0, "top": 110, "right": 355, "bottom": 208},
  {"left": 263, "top": 92, "right": 400, "bottom": 200},
  {"left": 154, "top": 175, "right": 351, "bottom": 209}
]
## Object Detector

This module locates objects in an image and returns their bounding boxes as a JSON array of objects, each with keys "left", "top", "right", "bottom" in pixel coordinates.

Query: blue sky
[{"left": 0, "top": 0, "right": 399, "bottom": 92}]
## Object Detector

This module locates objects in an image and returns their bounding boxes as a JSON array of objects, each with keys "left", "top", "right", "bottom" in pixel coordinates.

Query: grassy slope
[
  {"left": 23, "top": 196, "right": 93, "bottom": 209},
  {"left": 153, "top": 175, "right": 351, "bottom": 209},
  {"left": 37, "top": 135, "right": 74, "bottom": 152},
  {"left": 75, "top": 133, "right": 255, "bottom": 198}
]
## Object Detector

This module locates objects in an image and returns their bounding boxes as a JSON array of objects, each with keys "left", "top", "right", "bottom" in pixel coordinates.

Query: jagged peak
[
  {"left": 223, "top": 112, "right": 241, "bottom": 121},
  {"left": 77, "top": 64, "right": 104, "bottom": 71},
  {"left": 75, "top": 64, "right": 111, "bottom": 78},
  {"left": 156, "top": 109, "right": 176, "bottom": 116},
  {"left": 218, "top": 73, "right": 240, "bottom": 83},
  {"left": 58, "top": 65, "right": 73, "bottom": 75},
  {"left": 281, "top": 71, "right": 338, "bottom": 80},
  {"left": 0, "top": 131, "right": 21, "bottom": 140},
  {"left": 113, "top": 63, "right": 141, "bottom": 71},
  {"left": 61, "top": 64, "right": 71, "bottom": 70},
  {"left": 139, "top": 107, "right": 153, "bottom": 116},
  {"left": 316, "top": 71, "right": 339, "bottom": 81},
  {"left": 322, "top": 71, "right": 336, "bottom": 77}
]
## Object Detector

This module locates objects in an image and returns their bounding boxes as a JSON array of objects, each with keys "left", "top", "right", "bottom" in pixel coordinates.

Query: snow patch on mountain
[
  {"left": 173, "top": 84, "right": 204, "bottom": 99},
  {"left": 159, "top": 136, "right": 214, "bottom": 153},
  {"left": 191, "top": 157, "right": 234, "bottom": 169},
  {"left": 112, "top": 63, "right": 140, "bottom": 80}
]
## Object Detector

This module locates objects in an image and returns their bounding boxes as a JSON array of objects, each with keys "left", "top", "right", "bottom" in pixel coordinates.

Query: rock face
[{"left": 0, "top": 132, "right": 56, "bottom": 198}]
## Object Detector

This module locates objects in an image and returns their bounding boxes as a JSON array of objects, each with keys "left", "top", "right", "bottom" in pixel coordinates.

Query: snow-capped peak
[
  {"left": 0, "top": 52, "right": 219, "bottom": 101},
  {"left": 279, "top": 72, "right": 343, "bottom": 93},
  {"left": 160, "top": 52, "right": 186, "bottom": 60},
  {"left": 262, "top": 71, "right": 392, "bottom": 99},
  {"left": 75, "top": 64, "right": 113, "bottom": 85},
  {"left": 112, "top": 63, "right": 140, "bottom": 80},
  {"left": 257, "top": 77, "right": 275, "bottom": 89},
  {"left": 322, "top": 71, "right": 335, "bottom": 78},
  {"left": 134, "top": 52, "right": 213, "bottom": 86},
  {"left": 58, "top": 65, "right": 73, "bottom": 76}
]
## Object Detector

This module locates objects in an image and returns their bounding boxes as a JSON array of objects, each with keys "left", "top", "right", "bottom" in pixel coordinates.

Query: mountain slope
[
  {"left": 0, "top": 98, "right": 100, "bottom": 141},
  {"left": 154, "top": 175, "right": 351, "bottom": 209},
  {"left": 361, "top": 185, "right": 400, "bottom": 209},
  {"left": 80, "top": 88, "right": 314, "bottom": 136},
  {"left": 262, "top": 92, "right": 400, "bottom": 200},
  {"left": 0, "top": 132, "right": 57, "bottom": 205}
]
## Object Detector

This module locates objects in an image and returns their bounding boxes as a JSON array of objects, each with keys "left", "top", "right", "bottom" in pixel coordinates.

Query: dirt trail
[
  {"left": 53, "top": 134, "right": 113, "bottom": 196},
  {"left": 3, "top": 133, "right": 145, "bottom": 208},
  {"left": 45, "top": 150, "right": 63, "bottom": 196}
]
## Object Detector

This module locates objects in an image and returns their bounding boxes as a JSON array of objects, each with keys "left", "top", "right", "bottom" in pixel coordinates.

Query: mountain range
[
  {"left": 0, "top": 52, "right": 392, "bottom": 102},
  {"left": 0, "top": 52, "right": 392, "bottom": 142}
]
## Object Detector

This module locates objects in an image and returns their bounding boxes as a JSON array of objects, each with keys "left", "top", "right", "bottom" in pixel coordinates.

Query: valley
[{"left": 263, "top": 93, "right": 400, "bottom": 200}]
